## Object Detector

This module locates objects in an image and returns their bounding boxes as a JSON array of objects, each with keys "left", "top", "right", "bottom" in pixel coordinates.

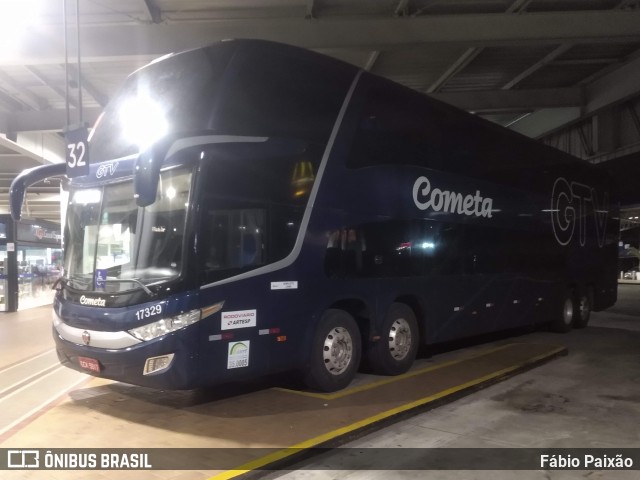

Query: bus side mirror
[
  {"left": 134, "top": 138, "right": 173, "bottom": 207},
  {"left": 10, "top": 163, "right": 67, "bottom": 221}
]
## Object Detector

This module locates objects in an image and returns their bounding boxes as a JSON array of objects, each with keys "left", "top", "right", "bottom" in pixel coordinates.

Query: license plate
[{"left": 78, "top": 356, "right": 101, "bottom": 373}]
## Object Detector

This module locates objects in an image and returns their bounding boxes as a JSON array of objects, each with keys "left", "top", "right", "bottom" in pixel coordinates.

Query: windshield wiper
[
  {"left": 103, "top": 278, "right": 155, "bottom": 297},
  {"left": 51, "top": 276, "right": 68, "bottom": 292}
]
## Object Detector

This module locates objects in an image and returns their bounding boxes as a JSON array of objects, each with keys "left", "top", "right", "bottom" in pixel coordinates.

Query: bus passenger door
[{"left": 429, "top": 222, "right": 491, "bottom": 342}]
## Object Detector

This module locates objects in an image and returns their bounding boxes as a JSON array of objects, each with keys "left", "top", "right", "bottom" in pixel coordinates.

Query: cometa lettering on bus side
[{"left": 412, "top": 176, "right": 494, "bottom": 218}]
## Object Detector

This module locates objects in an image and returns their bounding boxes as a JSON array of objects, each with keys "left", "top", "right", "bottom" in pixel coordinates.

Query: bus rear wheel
[
  {"left": 573, "top": 288, "right": 593, "bottom": 329},
  {"left": 550, "top": 289, "right": 575, "bottom": 333},
  {"left": 304, "top": 309, "right": 361, "bottom": 392},
  {"left": 367, "top": 303, "right": 419, "bottom": 376}
]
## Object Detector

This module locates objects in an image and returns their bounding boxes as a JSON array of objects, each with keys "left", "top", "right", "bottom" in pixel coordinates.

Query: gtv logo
[
  {"left": 550, "top": 177, "right": 609, "bottom": 248},
  {"left": 96, "top": 162, "right": 118, "bottom": 179}
]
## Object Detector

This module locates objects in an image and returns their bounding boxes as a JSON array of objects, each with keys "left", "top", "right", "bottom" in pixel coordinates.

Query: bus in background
[{"left": 10, "top": 40, "right": 618, "bottom": 392}]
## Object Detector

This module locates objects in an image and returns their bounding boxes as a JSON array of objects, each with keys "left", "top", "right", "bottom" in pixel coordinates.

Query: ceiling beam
[
  {"left": 0, "top": 106, "right": 102, "bottom": 133},
  {"left": 0, "top": 89, "right": 589, "bottom": 133},
  {"left": 430, "top": 87, "right": 583, "bottom": 112},
  {"left": 0, "top": 154, "right": 30, "bottom": 163},
  {"left": 394, "top": 0, "right": 411, "bottom": 17},
  {"left": 305, "top": 0, "right": 316, "bottom": 19},
  {"left": 0, "top": 132, "right": 65, "bottom": 165},
  {"left": 508, "top": 107, "right": 582, "bottom": 138},
  {"left": 506, "top": 0, "right": 533, "bottom": 13},
  {"left": 25, "top": 65, "right": 79, "bottom": 109},
  {"left": 586, "top": 54, "right": 640, "bottom": 114},
  {"left": 0, "top": 70, "right": 47, "bottom": 111},
  {"left": 427, "top": 47, "right": 482, "bottom": 93},
  {"left": 4, "top": 11, "right": 640, "bottom": 66},
  {"left": 0, "top": 89, "right": 583, "bottom": 133},
  {"left": 364, "top": 51, "right": 380, "bottom": 71},
  {"left": 501, "top": 44, "right": 574, "bottom": 90},
  {"left": 140, "top": 0, "right": 162, "bottom": 24},
  {"left": 63, "top": 64, "right": 109, "bottom": 107},
  {"left": 426, "top": 0, "right": 530, "bottom": 94}
]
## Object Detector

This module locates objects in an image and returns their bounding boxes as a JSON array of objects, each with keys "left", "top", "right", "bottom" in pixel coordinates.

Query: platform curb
[{"left": 208, "top": 343, "right": 568, "bottom": 480}]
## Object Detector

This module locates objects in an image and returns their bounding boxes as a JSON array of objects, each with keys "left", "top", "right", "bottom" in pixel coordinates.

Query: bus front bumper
[{"left": 53, "top": 325, "right": 202, "bottom": 390}]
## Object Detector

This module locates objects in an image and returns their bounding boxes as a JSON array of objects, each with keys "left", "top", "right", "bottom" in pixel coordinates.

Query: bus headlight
[{"left": 128, "top": 309, "right": 201, "bottom": 342}]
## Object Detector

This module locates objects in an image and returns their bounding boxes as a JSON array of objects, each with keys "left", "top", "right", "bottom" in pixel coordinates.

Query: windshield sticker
[
  {"left": 94, "top": 269, "right": 107, "bottom": 290},
  {"left": 270, "top": 281, "right": 298, "bottom": 290},
  {"left": 221, "top": 309, "right": 257, "bottom": 330},
  {"left": 227, "top": 341, "right": 250, "bottom": 369}
]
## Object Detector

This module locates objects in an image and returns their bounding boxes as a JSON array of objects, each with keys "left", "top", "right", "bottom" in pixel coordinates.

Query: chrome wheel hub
[
  {"left": 388, "top": 318, "right": 412, "bottom": 361},
  {"left": 323, "top": 327, "right": 353, "bottom": 375},
  {"left": 563, "top": 298, "right": 574, "bottom": 325},
  {"left": 578, "top": 296, "right": 590, "bottom": 321}
]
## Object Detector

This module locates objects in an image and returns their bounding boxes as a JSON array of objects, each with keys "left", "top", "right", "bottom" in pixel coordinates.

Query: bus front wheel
[
  {"left": 304, "top": 309, "right": 361, "bottom": 392},
  {"left": 367, "top": 303, "right": 419, "bottom": 376}
]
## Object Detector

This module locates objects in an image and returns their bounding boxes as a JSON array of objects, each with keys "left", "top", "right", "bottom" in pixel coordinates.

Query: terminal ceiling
[{"left": 1, "top": 0, "right": 640, "bottom": 223}]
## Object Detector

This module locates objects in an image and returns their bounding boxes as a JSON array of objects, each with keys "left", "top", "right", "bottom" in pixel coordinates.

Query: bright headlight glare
[{"left": 128, "top": 309, "right": 201, "bottom": 342}]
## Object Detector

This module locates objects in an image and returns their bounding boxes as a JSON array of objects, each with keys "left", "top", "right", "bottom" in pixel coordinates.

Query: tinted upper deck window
[
  {"left": 347, "top": 79, "right": 444, "bottom": 170},
  {"left": 89, "top": 42, "right": 355, "bottom": 162},
  {"left": 89, "top": 45, "right": 235, "bottom": 161},
  {"left": 213, "top": 45, "right": 355, "bottom": 146}
]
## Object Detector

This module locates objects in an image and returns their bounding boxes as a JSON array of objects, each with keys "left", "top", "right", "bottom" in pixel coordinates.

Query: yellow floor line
[
  {"left": 273, "top": 342, "right": 561, "bottom": 400},
  {"left": 208, "top": 345, "right": 566, "bottom": 480}
]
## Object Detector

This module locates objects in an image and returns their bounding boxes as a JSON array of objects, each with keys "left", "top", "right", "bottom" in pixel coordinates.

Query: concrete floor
[
  {"left": 1, "top": 285, "right": 639, "bottom": 479},
  {"left": 267, "top": 284, "right": 640, "bottom": 479}
]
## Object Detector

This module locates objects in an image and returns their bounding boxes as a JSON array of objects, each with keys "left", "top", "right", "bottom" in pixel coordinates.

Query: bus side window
[
  {"left": 201, "top": 207, "right": 266, "bottom": 282},
  {"left": 324, "top": 228, "right": 367, "bottom": 278}
]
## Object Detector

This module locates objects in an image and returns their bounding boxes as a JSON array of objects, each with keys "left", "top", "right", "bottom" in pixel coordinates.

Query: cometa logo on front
[
  {"left": 413, "top": 176, "right": 494, "bottom": 218},
  {"left": 80, "top": 295, "right": 106, "bottom": 307}
]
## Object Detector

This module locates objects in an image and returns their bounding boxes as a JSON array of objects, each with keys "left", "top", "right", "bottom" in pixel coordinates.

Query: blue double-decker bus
[{"left": 11, "top": 40, "right": 618, "bottom": 392}]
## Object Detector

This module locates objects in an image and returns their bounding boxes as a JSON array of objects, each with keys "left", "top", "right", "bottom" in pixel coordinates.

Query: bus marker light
[
  {"left": 143, "top": 354, "right": 175, "bottom": 375},
  {"left": 259, "top": 328, "right": 281, "bottom": 335},
  {"left": 209, "top": 333, "right": 234, "bottom": 341},
  {"left": 276, "top": 336, "right": 287, "bottom": 342},
  {"left": 201, "top": 301, "right": 225, "bottom": 319}
]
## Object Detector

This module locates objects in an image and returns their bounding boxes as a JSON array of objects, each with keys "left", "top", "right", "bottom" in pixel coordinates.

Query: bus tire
[
  {"left": 304, "top": 309, "right": 361, "bottom": 392},
  {"left": 367, "top": 303, "right": 419, "bottom": 376},
  {"left": 550, "top": 289, "right": 575, "bottom": 333},
  {"left": 573, "top": 287, "right": 593, "bottom": 329}
]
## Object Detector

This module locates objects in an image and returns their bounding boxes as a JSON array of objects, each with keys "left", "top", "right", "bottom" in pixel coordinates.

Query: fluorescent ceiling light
[{"left": 0, "top": 1, "right": 41, "bottom": 61}]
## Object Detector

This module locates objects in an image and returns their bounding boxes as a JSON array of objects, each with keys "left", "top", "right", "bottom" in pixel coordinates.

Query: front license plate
[{"left": 78, "top": 356, "right": 101, "bottom": 373}]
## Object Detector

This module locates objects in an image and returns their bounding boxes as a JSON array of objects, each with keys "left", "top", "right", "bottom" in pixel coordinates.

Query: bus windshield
[{"left": 64, "top": 167, "right": 192, "bottom": 292}]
